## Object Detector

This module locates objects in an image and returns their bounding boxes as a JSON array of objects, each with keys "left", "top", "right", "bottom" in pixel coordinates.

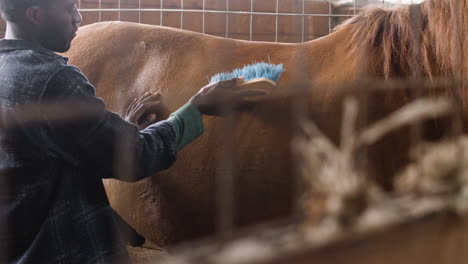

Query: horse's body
[{"left": 65, "top": 0, "right": 467, "bottom": 245}]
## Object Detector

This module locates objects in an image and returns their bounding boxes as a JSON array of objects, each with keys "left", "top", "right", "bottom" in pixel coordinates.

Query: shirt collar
[{"left": 0, "top": 39, "right": 69, "bottom": 63}]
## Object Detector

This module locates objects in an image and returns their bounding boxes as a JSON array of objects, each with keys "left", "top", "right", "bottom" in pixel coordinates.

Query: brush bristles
[{"left": 209, "top": 62, "right": 284, "bottom": 84}]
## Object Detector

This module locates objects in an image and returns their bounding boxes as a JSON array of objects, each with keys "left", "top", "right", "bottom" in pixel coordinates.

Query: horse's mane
[{"left": 338, "top": 0, "right": 468, "bottom": 104}]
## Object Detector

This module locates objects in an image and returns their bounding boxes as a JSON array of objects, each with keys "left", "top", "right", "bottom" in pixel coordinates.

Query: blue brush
[
  {"left": 210, "top": 62, "right": 284, "bottom": 83},
  {"left": 209, "top": 62, "right": 284, "bottom": 91}
]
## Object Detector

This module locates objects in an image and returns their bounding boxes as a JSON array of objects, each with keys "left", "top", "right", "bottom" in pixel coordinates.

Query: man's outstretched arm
[{"left": 40, "top": 65, "right": 269, "bottom": 181}]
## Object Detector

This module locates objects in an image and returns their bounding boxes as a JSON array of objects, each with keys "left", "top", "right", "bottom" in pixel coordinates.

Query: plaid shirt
[{"left": 0, "top": 39, "right": 180, "bottom": 263}]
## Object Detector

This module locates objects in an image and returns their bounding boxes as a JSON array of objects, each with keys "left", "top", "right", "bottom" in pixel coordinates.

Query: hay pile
[{"left": 295, "top": 95, "right": 468, "bottom": 242}]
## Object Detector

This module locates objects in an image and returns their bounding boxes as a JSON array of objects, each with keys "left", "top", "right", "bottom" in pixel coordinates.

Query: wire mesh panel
[
  {"left": 71, "top": 0, "right": 424, "bottom": 43},
  {"left": 0, "top": 0, "right": 424, "bottom": 40}
]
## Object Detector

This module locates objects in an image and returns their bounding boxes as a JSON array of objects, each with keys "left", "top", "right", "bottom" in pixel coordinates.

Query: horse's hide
[{"left": 65, "top": 0, "right": 468, "bottom": 246}]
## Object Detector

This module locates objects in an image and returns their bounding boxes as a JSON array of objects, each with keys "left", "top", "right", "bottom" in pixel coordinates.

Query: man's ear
[{"left": 25, "top": 6, "right": 46, "bottom": 25}]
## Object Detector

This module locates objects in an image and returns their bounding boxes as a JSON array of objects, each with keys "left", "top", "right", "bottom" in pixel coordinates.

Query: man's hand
[
  {"left": 125, "top": 92, "right": 162, "bottom": 130},
  {"left": 189, "top": 77, "right": 271, "bottom": 116}
]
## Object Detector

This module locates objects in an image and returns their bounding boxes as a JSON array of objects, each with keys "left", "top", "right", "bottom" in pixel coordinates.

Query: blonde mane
[{"left": 339, "top": 0, "right": 468, "bottom": 105}]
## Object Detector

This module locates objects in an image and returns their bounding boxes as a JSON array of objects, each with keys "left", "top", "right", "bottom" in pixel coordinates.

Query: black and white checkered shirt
[{"left": 0, "top": 39, "right": 180, "bottom": 263}]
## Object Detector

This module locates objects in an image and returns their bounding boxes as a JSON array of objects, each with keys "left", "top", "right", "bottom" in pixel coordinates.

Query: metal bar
[
  {"left": 354, "top": 0, "right": 357, "bottom": 15},
  {"left": 202, "top": 0, "right": 206, "bottom": 34},
  {"left": 249, "top": 0, "right": 253, "bottom": 41},
  {"left": 226, "top": 0, "right": 229, "bottom": 38},
  {"left": 99, "top": 0, "right": 102, "bottom": 22},
  {"left": 138, "top": 0, "right": 141, "bottom": 23},
  {"left": 302, "top": 0, "right": 305, "bottom": 43},
  {"left": 181, "top": 0, "right": 184, "bottom": 29},
  {"left": 275, "top": 0, "right": 279, "bottom": 42},
  {"left": 160, "top": 0, "right": 163, "bottom": 25},
  {"left": 328, "top": 0, "right": 332, "bottom": 34},
  {"left": 80, "top": 8, "right": 356, "bottom": 18},
  {"left": 118, "top": 0, "right": 121, "bottom": 21}
]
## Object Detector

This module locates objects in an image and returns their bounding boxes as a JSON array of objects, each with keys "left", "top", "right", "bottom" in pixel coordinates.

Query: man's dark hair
[{"left": 0, "top": 0, "right": 49, "bottom": 22}]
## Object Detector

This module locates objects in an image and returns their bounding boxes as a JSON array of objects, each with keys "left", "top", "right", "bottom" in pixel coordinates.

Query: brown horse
[{"left": 65, "top": 0, "right": 467, "bottom": 246}]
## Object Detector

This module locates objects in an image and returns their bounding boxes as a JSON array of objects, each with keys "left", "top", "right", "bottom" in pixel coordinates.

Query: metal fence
[
  {"left": 0, "top": 0, "right": 424, "bottom": 41},
  {"left": 75, "top": 0, "right": 425, "bottom": 42}
]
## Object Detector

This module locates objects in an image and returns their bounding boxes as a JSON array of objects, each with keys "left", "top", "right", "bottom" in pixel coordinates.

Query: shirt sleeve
[
  {"left": 165, "top": 102, "right": 204, "bottom": 151},
  {"left": 39, "top": 65, "right": 178, "bottom": 182}
]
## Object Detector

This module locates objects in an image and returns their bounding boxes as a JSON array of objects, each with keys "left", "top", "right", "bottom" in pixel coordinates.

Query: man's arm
[
  {"left": 40, "top": 65, "right": 269, "bottom": 181},
  {"left": 40, "top": 65, "right": 178, "bottom": 181}
]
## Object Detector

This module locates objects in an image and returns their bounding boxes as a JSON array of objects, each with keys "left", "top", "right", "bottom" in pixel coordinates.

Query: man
[{"left": 0, "top": 0, "right": 269, "bottom": 263}]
